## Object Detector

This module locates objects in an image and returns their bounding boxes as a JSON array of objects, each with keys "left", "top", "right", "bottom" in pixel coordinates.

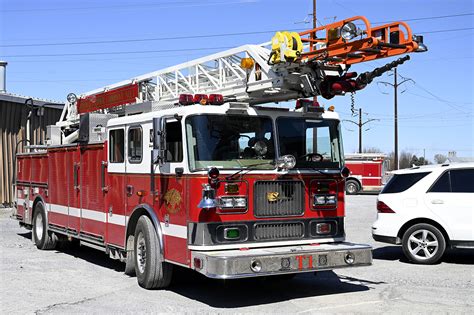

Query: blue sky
[{"left": 1, "top": 0, "right": 473, "bottom": 160}]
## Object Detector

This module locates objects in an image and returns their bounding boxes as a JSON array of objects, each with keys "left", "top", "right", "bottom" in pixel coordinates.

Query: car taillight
[{"left": 377, "top": 201, "right": 395, "bottom": 213}]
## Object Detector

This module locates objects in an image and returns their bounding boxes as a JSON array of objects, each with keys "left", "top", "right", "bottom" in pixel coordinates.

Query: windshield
[
  {"left": 186, "top": 115, "right": 275, "bottom": 170},
  {"left": 277, "top": 117, "right": 343, "bottom": 169}
]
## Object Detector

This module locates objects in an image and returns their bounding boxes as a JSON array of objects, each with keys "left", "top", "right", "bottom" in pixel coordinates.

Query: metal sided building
[{"left": 0, "top": 62, "right": 63, "bottom": 206}]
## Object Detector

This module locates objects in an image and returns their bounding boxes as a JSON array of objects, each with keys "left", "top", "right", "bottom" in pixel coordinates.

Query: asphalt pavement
[{"left": 0, "top": 195, "right": 472, "bottom": 314}]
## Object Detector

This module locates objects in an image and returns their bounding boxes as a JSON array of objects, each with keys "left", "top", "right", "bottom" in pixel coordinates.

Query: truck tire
[
  {"left": 124, "top": 235, "right": 136, "bottom": 276},
  {"left": 32, "top": 202, "right": 57, "bottom": 250},
  {"left": 402, "top": 223, "right": 446, "bottom": 264},
  {"left": 345, "top": 179, "right": 360, "bottom": 195},
  {"left": 134, "top": 216, "right": 172, "bottom": 289}
]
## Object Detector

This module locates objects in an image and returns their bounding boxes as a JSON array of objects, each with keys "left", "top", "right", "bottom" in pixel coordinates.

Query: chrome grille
[
  {"left": 254, "top": 181, "right": 304, "bottom": 217},
  {"left": 254, "top": 222, "right": 304, "bottom": 240}
]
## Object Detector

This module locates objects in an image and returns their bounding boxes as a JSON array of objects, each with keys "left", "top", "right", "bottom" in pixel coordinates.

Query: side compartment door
[
  {"left": 157, "top": 118, "right": 188, "bottom": 265},
  {"left": 80, "top": 144, "right": 107, "bottom": 240},
  {"left": 106, "top": 127, "right": 127, "bottom": 247},
  {"left": 67, "top": 146, "right": 81, "bottom": 233}
]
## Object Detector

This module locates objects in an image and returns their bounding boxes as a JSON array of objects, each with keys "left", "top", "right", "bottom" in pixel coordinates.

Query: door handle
[
  {"left": 126, "top": 185, "right": 134, "bottom": 197},
  {"left": 431, "top": 199, "right": 444, "bottom": 204}
]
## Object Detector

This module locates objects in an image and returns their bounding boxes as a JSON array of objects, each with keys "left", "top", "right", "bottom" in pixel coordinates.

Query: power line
[
  {"left": 3, "top": 27, "right": 472, "bottom": 58},
  {"left": 371, "top": 13, "right": 474, "bottom": 24},
  {"left": 0, "top": 29, "right": 304, "bottom": 48},
  {"left": 0, "top": 13, "right": 472, "bottom": 48},
  {"left": 2, "top": 46, "right": 234, "bottom": 58},
  {"left": 0, "top": 0, "right": 256, "bottom": 13}
]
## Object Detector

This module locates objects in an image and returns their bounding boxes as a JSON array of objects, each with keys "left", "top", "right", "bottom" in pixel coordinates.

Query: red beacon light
[
  {"left": 178, "top": 94, "right": 193, "bottom": 106},
  {"left": 193, "top": 94, "right": 209, "bottom": 105},
  {"left": 295, "top": 99, "right": 321, "bottom": 111},
  {"left": 209, "top": 94, "right": 224, "bottom": 105}
]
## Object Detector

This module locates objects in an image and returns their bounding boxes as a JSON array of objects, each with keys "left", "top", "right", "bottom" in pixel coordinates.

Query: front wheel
[
  {"left": 134, "top": 216, "right": 173, "bottom": 289},
  {"left": 402, "top": 223, "right": 446, "bottom": 264},
  {"left": 345, "top": 180, "right": 360, "bottom": 195},
  {"left": 32, "top": 202, "right": 57, "bottom": 250}
]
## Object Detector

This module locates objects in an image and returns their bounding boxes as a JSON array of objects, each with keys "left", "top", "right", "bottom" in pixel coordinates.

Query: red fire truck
[
  {"left": 13, "top": 16, "right": 426, "bottom": 289},
  {"left": 344, "top": 153, "right": 390, "bottom": 194}
]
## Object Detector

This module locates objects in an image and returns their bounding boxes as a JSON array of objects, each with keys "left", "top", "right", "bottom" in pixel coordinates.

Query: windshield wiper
[{"left": 226, "top": 160, "right": 275, "bottom": 180}]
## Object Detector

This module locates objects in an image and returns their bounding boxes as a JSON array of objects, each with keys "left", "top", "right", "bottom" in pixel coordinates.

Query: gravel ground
[{"left": 0, "top": 195, "right": 472, "bottom": 314}]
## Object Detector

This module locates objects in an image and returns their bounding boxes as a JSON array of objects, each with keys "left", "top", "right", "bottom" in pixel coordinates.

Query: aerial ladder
[{"left": 57, "top": 16, "right": 426, "bottom": 143}]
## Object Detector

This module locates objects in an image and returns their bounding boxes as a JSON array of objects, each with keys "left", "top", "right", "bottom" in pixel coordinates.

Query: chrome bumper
[{"left": 191, "top": 242, "right": 372, "bottom": 279}]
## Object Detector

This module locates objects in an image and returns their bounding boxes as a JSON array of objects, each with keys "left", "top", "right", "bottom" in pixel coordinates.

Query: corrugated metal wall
[{"left": 0, "top": 100, "right": 62, "bottom": 205}]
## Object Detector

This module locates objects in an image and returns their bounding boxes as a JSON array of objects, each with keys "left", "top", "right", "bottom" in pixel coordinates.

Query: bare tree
[
  {"left": 434, "top": 154, "right": 447, "bottom": 164},
  {"left": 362, "top": 147, "right": 383, "bottom": 153}
]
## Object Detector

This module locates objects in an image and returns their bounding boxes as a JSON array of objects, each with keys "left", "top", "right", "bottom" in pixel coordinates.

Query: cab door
[
  {"left": 125, "top": 123, "right": 153, "bottom": 238},
  {"left": 106, "top": 127, "right": 127, "bottom": 247},
  {"left": 156, "top": 118, "right": 188, "bottom": 265}
]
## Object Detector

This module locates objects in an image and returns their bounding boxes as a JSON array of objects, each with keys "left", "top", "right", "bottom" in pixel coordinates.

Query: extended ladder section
[{"left": 58, "top": 15, "right": 426, "bottom": 129}]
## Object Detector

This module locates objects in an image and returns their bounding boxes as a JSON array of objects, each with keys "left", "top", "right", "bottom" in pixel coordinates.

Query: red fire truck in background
[
  {"left": 13, "top": 16, "right": 426, "bottom": 289},
  {"left": 344, "top": 153, "right": 390, "bottom": 194}
]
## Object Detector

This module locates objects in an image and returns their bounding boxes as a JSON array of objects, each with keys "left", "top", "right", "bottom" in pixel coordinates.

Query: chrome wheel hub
[
  {"left": 35, "top": 213, "right": 43, "bottom": 241},
  {"left": 136, "top": 232, "right": 147, "bottom": 274},
  {"left": 408, "top": 229, "right": 438, "bottom": 260}
]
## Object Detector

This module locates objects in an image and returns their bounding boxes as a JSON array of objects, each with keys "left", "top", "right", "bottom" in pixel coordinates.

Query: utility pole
[
  {"left": 379, "top": 69, "right": 413, "bottom": 170},
  {"left": 312, "top": 0, "right": 317, "bottom": 102},
  {"left": 343, "top": 108, "right": 379, "bottom": 153}
]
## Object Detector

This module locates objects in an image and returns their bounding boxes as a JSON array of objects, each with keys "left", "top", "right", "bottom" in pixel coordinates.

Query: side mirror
[
  {"left": 152, "top": 117, "right": 166, "bottom": 164},
  {"left": 341, "top": 166, "right": 350, "bottom": 178}
]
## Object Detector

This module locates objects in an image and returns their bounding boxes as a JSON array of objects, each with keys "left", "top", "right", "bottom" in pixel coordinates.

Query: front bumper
[{"left": 191, "top": 242, "right": 372, "bottom": 279}]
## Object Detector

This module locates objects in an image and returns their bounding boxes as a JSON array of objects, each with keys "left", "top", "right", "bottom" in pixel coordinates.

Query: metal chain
[{"left": 350, "top": 92, "right": 356, "bottom": 116}]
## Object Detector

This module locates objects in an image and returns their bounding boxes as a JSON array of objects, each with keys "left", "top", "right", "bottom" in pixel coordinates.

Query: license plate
[{"left": 281, "top": 254, "right": 328, "bottom": 271}]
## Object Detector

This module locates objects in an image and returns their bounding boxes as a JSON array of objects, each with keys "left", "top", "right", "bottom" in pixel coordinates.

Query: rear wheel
[
  {"left": 32, "top": 202, "right": 57, "bottom": 250},
  {"left": 345, "top": 180, "right": 360, "bottom": 195},
  {"left": 402, "top": 223, "right": 446, "bottom": 264},
  {"left": 134, "top": 216, "right": 172, "bottom": 289}
]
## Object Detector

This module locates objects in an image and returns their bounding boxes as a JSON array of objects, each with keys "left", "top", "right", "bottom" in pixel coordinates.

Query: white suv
[{"left": 372, "top": 163, "right": 474, "bottom": 264}]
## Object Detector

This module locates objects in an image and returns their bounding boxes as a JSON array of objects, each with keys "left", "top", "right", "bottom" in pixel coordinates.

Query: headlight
[
  {"left": 313, "top": 194, "right": 337, "bottom": 207},
  {"left": 340, "top": 22, "right": 358, "bottom": 40},
  {"left": 219, "top": 197, "right": 247, "bottom": 209}
]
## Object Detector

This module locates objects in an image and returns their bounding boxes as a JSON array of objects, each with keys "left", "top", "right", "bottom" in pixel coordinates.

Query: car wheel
[
  {"left": 32, "top": 202, "right": 57, "bottom": 250},
  {"left": 134, "top": 216, "right": 173, "bottom": 289},
  {"left": 402, "top": 223, "right": 446, "bottom": 264},
  {"left": 345, "top": 180, "right": 360, "bottom": 195}
]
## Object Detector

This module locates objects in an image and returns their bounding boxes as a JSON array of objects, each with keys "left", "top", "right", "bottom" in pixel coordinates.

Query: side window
[
  {"left": 381, "top": 172, "right": 430, "bottom": 194},
  {"left": 450, "top": 169, "right": 474, "bottom": 193},
  {"left": 429, "top": 171, "right": 451, "bottom": 193},
  {"left": 109, "top": 129, "right": 124, "bottom": 163},
  {"left": 166, "top": 121, "right": 183, "bottom": 162},
  {"left": 128, "top": 127, "right": 143, "bottom": 163}
]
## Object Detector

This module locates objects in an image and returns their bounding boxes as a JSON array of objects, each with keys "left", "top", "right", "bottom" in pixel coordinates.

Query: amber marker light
[
  {"left": 136, "top": 190, "right": 147, "bottom": 197},
  {"left": 240, "top": 57, "right": 255, "bottom": 70}
]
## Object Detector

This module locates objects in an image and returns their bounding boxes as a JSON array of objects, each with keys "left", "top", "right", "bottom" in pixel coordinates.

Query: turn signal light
[{"left": 377, "top": 201, "right": 395, "bottom": 213}]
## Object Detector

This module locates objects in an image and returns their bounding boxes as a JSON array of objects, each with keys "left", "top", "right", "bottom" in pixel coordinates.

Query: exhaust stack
[{"left": 0, "top": 61, "right": 7, "bottom": 93}]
